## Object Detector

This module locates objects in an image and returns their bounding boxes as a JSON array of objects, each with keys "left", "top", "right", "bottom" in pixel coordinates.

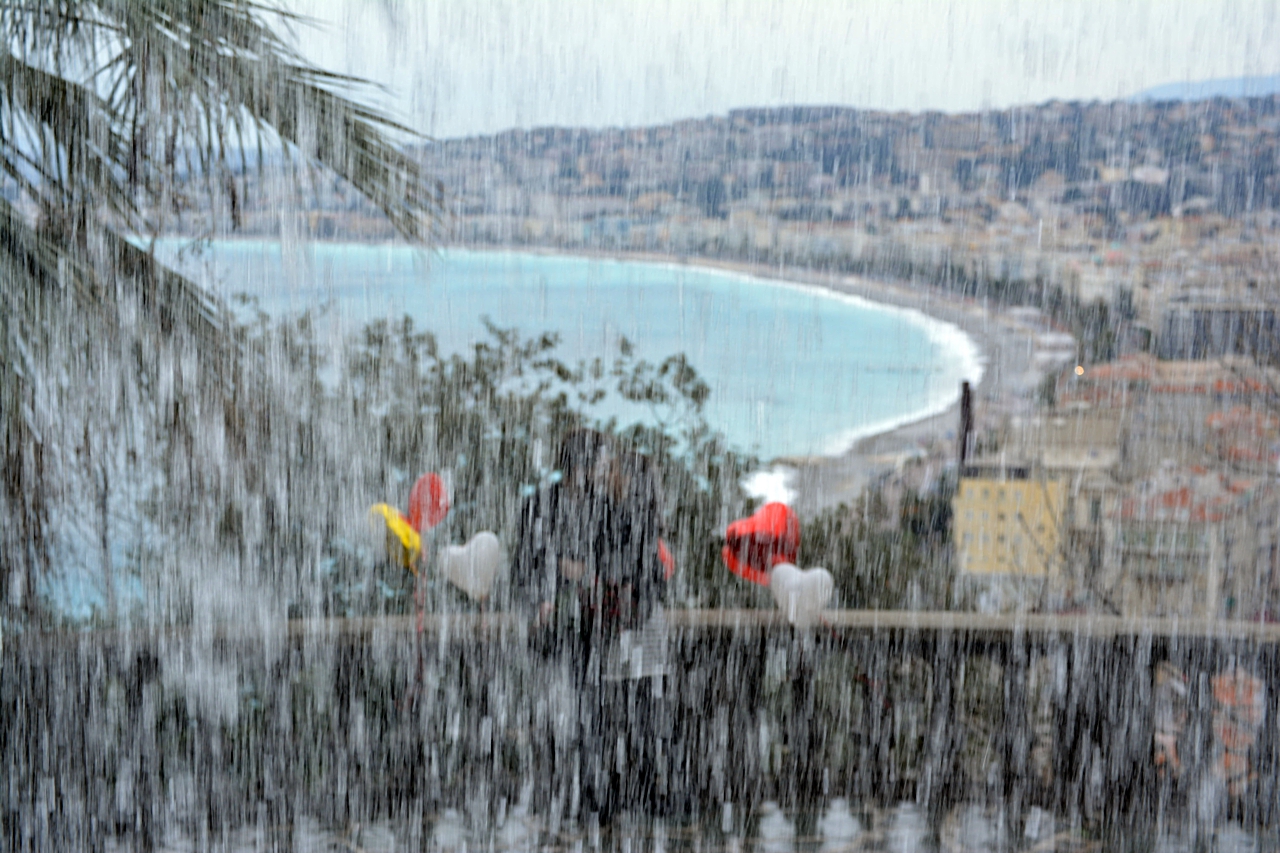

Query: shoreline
[
  {"left": 500, "top": 245, "right": 1048, "bottom": 516},
  {"left": 162, "top": 236, "right": 1049, "bottom": 515}
]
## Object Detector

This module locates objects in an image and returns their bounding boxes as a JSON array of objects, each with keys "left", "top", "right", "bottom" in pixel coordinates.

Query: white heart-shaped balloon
[
  {"left": 769, "top": 563, "right": 834, "bottom": 628},
  {"left": 438, "top": 531, "right": 506, "bottom": 601}
]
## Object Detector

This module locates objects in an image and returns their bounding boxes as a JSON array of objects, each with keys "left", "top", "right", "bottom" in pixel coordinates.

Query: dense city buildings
[{"left": 417, "top": 96, "right": 1280, "bottom": 351}]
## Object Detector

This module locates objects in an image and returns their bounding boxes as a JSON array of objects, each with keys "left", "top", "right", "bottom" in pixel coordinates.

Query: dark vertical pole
[{"left": 959, "top": 381, "right": 974, "bottom": 468}]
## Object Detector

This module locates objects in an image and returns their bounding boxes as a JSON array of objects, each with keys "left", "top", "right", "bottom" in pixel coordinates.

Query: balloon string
[
  {"left": 401, "top": 564, "right": 426, "bottom": 714},
  {"left": 415, "top": 572, "right": 425, "bottom": 637}
]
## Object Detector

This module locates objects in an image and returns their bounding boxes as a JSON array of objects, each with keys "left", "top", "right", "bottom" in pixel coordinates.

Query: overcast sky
[{"left": 285, "top": 0, "right": 1280, "bottom": 139}]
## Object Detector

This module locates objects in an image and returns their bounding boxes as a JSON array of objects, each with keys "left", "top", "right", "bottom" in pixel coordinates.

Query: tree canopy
[{"left": 1, "top": 1, "right": 444, "bottom": 618}]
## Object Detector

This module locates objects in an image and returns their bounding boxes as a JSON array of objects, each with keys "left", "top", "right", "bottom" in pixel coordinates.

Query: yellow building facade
[{"left": 952, "top": 476, "right": 1066, "bottom": 576}]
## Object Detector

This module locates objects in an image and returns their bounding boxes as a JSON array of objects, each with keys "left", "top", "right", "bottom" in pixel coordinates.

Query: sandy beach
[{"left": 556, "top": 248, "right": 1053, "bottom": 516}]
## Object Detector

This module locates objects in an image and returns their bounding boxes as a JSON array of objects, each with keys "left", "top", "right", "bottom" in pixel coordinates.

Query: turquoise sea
[{"left": 160, "top": 241, "right": 983, "bottom": 460}]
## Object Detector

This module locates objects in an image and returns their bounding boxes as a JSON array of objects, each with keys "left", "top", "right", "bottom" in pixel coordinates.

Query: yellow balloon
[{"left": 370, "top": 503, "right": 422, "bottom": 573}]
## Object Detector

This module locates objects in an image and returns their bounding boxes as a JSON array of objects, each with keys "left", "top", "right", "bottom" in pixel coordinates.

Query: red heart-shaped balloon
[
  {"left": 722, "top": 502, "right": 800, "bottom": 586},
  {"left": 407, "top": 472, "right": 450, "bottom": 532},
  {"left": 658, "top": 538, "right": 675, "bottom": 580}
]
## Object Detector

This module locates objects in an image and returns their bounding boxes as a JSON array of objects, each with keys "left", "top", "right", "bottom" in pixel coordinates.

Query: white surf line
[
  {"left": 651, "top": 262, "right": 987, "bottom": 458},
  {"left": 452, "top": 247, "right": 988, "bottom": 460},
  {"left": 617, "top": 255, "right": 984, "bottom": 457}
]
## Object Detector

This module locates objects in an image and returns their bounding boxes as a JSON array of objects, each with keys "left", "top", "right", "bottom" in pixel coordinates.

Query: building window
[{"left": 1090, "top": 498, "right": 1102, "bottom": 526}]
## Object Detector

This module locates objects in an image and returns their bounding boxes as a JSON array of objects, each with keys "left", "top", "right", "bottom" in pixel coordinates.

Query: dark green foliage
[
  {"left": 899, "top": 482, "right": 953, "bottom": 542},
  {"left": 801, "top": 488, "right": 951, "bottom": 611},
  {"left": 316, "top": 315, "right": 756, "bottom": 615}
]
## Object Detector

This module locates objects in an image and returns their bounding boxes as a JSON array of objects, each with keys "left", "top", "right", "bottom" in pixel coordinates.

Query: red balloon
[
  {"left": 722, "top": 502, "right": 799, "bottom": 587},
  {"left": 407, "top": 472, "right": 449, "bottom": 531},
  {"left": 658, "top": 538, "right": 676, "bottom": 581}
]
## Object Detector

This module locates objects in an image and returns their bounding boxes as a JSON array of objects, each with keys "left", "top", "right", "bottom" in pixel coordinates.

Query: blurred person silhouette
[
  {"left": 586, "top": 447, "right": 670, "bottom": 819},
  {"left": 514, "top": 428, "right": 614, "bottom": 642},
  {"left": 512, "top": 428, "right": 611, "bottom": 818},
  {"left": 513, "top": 429, "right": 671, "bottom": 822}
]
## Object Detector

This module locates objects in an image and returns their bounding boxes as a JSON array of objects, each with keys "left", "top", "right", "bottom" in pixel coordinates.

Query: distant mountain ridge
[{"left": 1134, "top": 74, "right": 1280, "bottom": 102}]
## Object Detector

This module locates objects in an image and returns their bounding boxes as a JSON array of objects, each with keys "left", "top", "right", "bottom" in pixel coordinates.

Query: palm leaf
[
  {"left": 0, "top": 1, "right": 446, "bottom": 619},
  {"left": 0, "top": 49, "right": 143, "bottom": 228},
  {"left": 2, "top": 0, "right": 444, "bottom": 302},
  {"left": 97, "top": 0, "right": 445, "bottom": 241}
]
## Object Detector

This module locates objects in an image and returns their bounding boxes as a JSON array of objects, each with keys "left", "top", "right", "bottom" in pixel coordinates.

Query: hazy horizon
[{"left": 286, "top": 0, "right": 1280, "bottom": 140}]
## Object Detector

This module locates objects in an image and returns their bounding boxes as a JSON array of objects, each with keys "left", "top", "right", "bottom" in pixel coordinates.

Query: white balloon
[
  {"left": 768, "top": 563, "right": 834, "bottom": 628},
  {"left": 437, "top": 531, "right": 506, "bottom": 601}
]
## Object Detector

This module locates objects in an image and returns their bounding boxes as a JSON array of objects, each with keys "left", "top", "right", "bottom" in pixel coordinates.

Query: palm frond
[
  {"left": 0, "top": 49, "right": 141, "bottom": 228},
  {"left": 105, "top": 229, "right": 225, "bottom": 347},
  {"left": 99, "top": 0, "right": 444, "bottom": 241},
  {"left": 0, "top": 195, "right": 223, "bottom": 352},
  {"left": 3, "top": 0, "right": 444, "bottom": 255},
  {"left": 0, "top": 0, "right": 444, "bottom": 377},
  {"left": 0, "top": 1, "right": 446, "bottom": 620}
]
